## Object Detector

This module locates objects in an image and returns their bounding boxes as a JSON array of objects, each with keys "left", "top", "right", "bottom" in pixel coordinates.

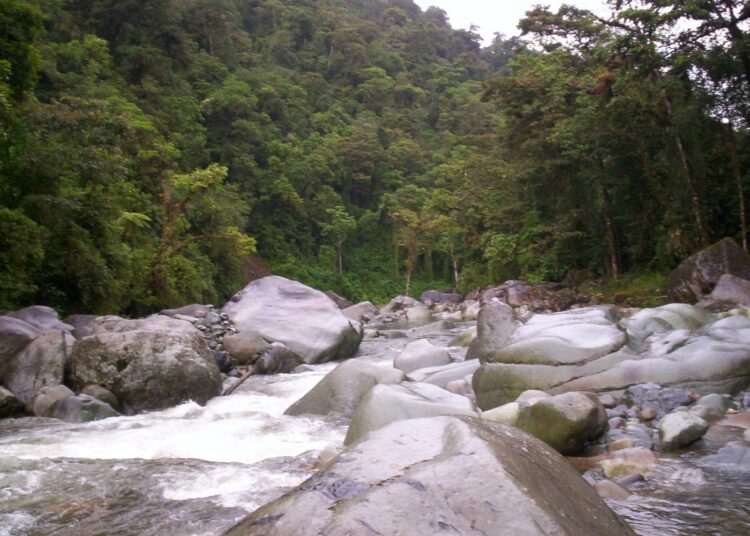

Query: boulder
[
  {"left": 63, "top": 314, "right": 99, "bottom": 339},
  {"left": 407, "top": 359, "right": 480, "bottom": 388},
  {"left": 285, "top": 360, "right": 404, "bottom": 418},
  {"left": 482, "top": 401, "right": 520, "bottom": 425},
  {"left": 2, "top": 330, "right": 75, "bottom": 404},
  {"left": 667, "top": 238, "right": 750, "bottom": 303},
  {"left": 342, "top": 301, "right": 378, "bottom": 323},
  {"left": 222, "top": 276, "right": 363, "bottom": 364},
  {"left": 595, "top": 480, "right": 630, "bottom": 501},
  {"left": 344, "top": 382, "right": 475, "bottom": 445},
  {"left": 466, "top": 301, "right": 517, "bottom": 361},
  {"left": 473, "top": 308, "right": 750, "bottom": 410},
  {"left": 380, "top": 295, "right": 420, "bottom": 315},
  {"left": 0, "top": 386, "right": 23, "bottom": 417},
  {"left": 393, "top": 339, "right": 452, "bottom": 374},
  {"left": 659, "top": 412, "right": 708, "bottom": 450},
  {"left": 67, "top": 315, "right": 222, "bottom": 413},
  {"left": 80, "top": 384, "right": 120, "bottom": 411},
  {"left": 49, "top": 394, "right": 120, "bottom": 423},
  {"left": 515, "top": 392, "right": 608, "bottom": 455},
  {"left": 600, "top": 447, "right": 658, "bottom": 478},
  {"left": 708, "top": 274, "right": 750, "bottom": 305},
  {"left": 324, "top": 290, "right": 353, "bottom": 310},
  {"left": 7, "top": 306, "right": 72, "bottom": 333},
  {"left": 224, "top": 417, "right": 635, "bottom": 536},
  {"left": 419, "top": 289, "right": 462, "bottom": 305},
  {"left": 0, "top": 316, "right": 40, "bottom": 376},
  {"left": 254, "top": 343, "right": 304, "bottom": 375},
  {"left": 31, "top": 384, "right": 75, "bottom": 417},
  {"left": 159, "top": 304, "right": 212, "bottom": 319},
  {"left": 449, "top": 326, "right": 477, "bottom": 347},
  {"left": 404, "top": 305, "right": 432, "bottom": 323},
  {"left": 222, "top": 331, "right": 270, "bottom": 365},
  {"left": 461, "top": 300, "right": 481, "bottom": 321}
]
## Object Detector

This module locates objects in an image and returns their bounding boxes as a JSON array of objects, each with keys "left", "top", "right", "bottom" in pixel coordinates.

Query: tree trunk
[
  {"left": 728, "top": 124, "right": 748, "bottom": 252},
  {"left": 450, "top": 245, "right": 459, "bottom": 288},
  {"left": 337, "top": 241, "right": 343, "bottom": 275},
  {"left": 405, "top": 267, "right": 412, "bottom": 296},
  {"left": 596, "top": 160, "right": 619, "bottom": 279}
]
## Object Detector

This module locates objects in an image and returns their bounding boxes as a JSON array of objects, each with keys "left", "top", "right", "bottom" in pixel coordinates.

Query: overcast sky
[{"left": 413, "top": 1, "right": 610, "bottom": 43}]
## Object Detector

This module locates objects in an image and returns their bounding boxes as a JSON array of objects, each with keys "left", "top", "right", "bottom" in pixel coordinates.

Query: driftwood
[{"left": 222, "top": 366, "right": 255, "bottom": 396}]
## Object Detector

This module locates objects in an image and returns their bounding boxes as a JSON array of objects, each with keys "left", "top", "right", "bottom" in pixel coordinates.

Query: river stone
[
  {"left": 709, "top": 274, "right": 750, "bottom": 305},
  {"left": 0, "top": 386, "right": 23, "bottom": 417},
  {"left": 0, "top": 316, "right": 40, "bottom": 377},
  {"left": 394, "top": 339, "right": 451, "bottom": 374},
  {"left": 466, "top": 301, "right": 517, "bottom": 361},
  {"left": 380, "top": 295, "right": 420, "bottom": 315},
  {"left": 702, "top": 443, "right": 750, "bottom": 469},
  {"left": 254, "top": 343, "right": 303, "bottom": 375},
  {"left": 448, "top": 326, "right": 477, "bottom": 347},
  {"left": 285, "top": 360, "right": 404, "bottom": 418},
  {"left": 224, "top": 416, "right": 635, "bottom": 536},
  {"left": 222, "top": 276, "right": 363, "bottom": 364},
  {"left": 63, "top": 314, "right": 100, "bottom": 339},
  {"left": 49, "top": 394, "right": 120, "bottom": 423},
  {"left": 624, "top": 383, "right": 693, "bottom": 418},
  {"left": 461, "top": 300, "right": 481, "bottom": 321},
  {"left": 344, "top": 382, "right": 476, "bottom": 445},
  {"left": 515, "top": 392, "right": 608, "bottom": 455},
  {"left": 2, "top": 330, "right": 74, "bottom": 404},
  {"left": 222, "top": 331, "right": 270, "bottom": 365},
  {"left": 600, "top": 447, "right": 658, "bottom": 478},
  {"left": 405, "top": 305, "right": 432, "bottom": 323},
  {"left": 31, "top": 384, "right": 75, "bottom": 417},
  {"left": 659, "top": 412, "right": 708, "bottom": 450},
  {"left": 595, "top": 480, "right": 630, "bottom": 501},
  {"left": 81, "top": 384, "right": 120, "bottom": 411},
  {"left": 407, "top": 359, "right": 480, "bottom": 387},
  {"left": 667, "top": 238, "right": 750, "bottom": 303},
  {"left": 342, "top": 301, "right": 378, "bottom": 323},
  {"left": 7, "top": 306, "right": 72, "bottom": 333},
  {"left": 67, "top": 315, "right": 222, "bottom": 413},
  {"left": 482, "top": 401, "right": 520, "bottom": 425}
]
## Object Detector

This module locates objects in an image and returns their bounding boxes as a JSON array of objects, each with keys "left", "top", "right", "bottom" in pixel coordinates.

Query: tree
[{"left": 320, "top": 205, "right": 356, "bottom": 274}]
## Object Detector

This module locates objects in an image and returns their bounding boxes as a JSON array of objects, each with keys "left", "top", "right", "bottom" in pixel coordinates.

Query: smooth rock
[
  {"left": 49, "top": 394, "right": 119, "bottom": 422},
  {"left": 407, "top": 359, "right": 480, "bottom": 388},
  {"left": 325, "top": 290, "right": 353, "bottom": 309},
  {"left": 466, "top": 301, "right": 517, "bottom": 361},
  {"left": 482, "top": 402, "right": 520, "bottom": 425},
  {"left": 601, "top": 447, "right": 658, "bottom": 478},
  {"left": 516, "top": 389, "right": 551, "bottom": 406},
  {"left": 595, "top": 480, "right": 630, "bottom": 501},
  {"left": 702, "top": 443, "right": 750, "bottom": 469},
  {"left": 31, "top": 384, "right": 75, "bottom": 417},
  {"left": 624, "top": 384, "right": 693, "bottom": 418},
  {"left": 448, "top": 326, "right": 477, "bottom": 347},
  {"left": 0, "top": 316, "right": 40, "bottom": 376},
  {"left": 67, "top": 315, "right": 222, "bottom": 413},
  {"left": 404, "top": 305, "right": 432, "bottom": 323},
  {"left": 253, "top": 343, "right": 303, "bottom": 374},
  {"left": 515, "top": 392, "right": 608, "bottom": 455},
  {"left": 394, "top": 339, "right": 451, "bottom": 374},
  {"left": 7, "top": 306, "right": 72, "bottom": 333},
  {"left": 285, "top": 360, "right": 404, "bottom": 418},
  {"left": 342, "top": 301, "right": 378, "bottom": 323},
  {"left": 344, "top": 382, "right": 475, "bottom": 445},
  {"left": 80, "top": 384, "right": 120, "bottom": 411},
  {"left": 709, "top": 274, "right": 750, "bottom": 305},
  {"left": 3, "top": 330, "right": 74, "bottom": 404},
  {"left": 62, "top": 314, "right": 99, "bottom": 339},
  {"left": 380, "top": 295, "right": 420, "bottom": 314},
  {"left": 659, "top": 412, "right": 708, "bottom": 450},
  {"left": 159, "top": 304, "right": 212, "bottom": 319},
  {"left": 222, "top": 276, "right": 362, "bottom": 364},
  {"left": 224, "top": 416, "right": 635, "bottom": 536}
]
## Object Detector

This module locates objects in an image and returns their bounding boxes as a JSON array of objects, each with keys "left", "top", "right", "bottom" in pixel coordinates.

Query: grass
[{"left": 578, "top": 271, "right": 670, "bottom": 308}]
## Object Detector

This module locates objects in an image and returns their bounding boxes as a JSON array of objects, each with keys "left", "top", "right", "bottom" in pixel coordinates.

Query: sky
[{"left": 413, "top": 0, "right": 610, "bottom": 43}]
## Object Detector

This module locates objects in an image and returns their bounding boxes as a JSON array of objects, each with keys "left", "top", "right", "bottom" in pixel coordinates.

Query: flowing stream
[{"left": 1, "top": 321, "right": 750, "bottom": 535}]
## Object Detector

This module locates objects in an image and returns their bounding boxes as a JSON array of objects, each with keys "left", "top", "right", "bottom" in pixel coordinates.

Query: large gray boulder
[
  {"left": 466, "top": 301, "right": 517, "bottom": 360},
  {"left": 222, "top": 331, "right": 270, "bottom": 365},
  {"left": 707, "top": 274, "right": 750, "bottom": 305},
  {"left": 344, "top": 382, "right": 475, "bottom": 445},
  {"left": 222, "top": 276, "right": 363, "bottom": 364},
  {"left": 0, "top": 316, "right": 40, "bottom": 376},
  {"left": 67, "top": 315, "right": 222, "bottom": 413},
  {"left": 2, "top": 330, "right": 74, "bottom": 404},
  {"left": 473, "top": 305, "right": 750, "bottom": 410},
  {"left": 285, "top": 360, "right": 404, "bottom": 418},
  {"left": 49, "top": 394, "right": 120, "bottom": 423},
  {"left": 7, "top": 306, "right": 72, "bottom": 333},
  {"left": 224, "top": 417, "right": 635, "bottom": 536},
  {"left": 253, "top": 343, "right": 303, "bottom": 375},
  {"left": 31, "top": 384, "right": 75, "bottom": 417},
  {"left": 515, "top": 392, "right": 608, "bottom": 455},
  {"left": 393, "top": 339, "right": 452, "bottom": 374},
  {"left": 407, "top": 359, "right": 480, "bottom": 387},
  {"left": 667, "top": 237, "right": 750, "bottom": 303}
]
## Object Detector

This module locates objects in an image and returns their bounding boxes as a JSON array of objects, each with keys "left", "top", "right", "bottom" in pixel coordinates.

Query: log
[{"left": 222, "top": 367, "right": 255, "bottom": 396}]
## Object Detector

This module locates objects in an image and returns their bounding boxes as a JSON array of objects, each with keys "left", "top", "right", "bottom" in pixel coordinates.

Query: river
[{"left": 1, "top": 321, "right": 749, "bottom": 535}]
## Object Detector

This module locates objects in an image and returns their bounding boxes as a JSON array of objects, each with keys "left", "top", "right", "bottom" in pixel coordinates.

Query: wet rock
[
  {"left": 344, "top": 383, "right": 475, "bottom": 445},
  {"left": 702, "top": 443, "right": 750, "bottom": 469},
  {"left": 254, "top": 343, "right": 304, "bottom": 375},
  {"left": 224, "top": 416, "right": 635, "bottom": 536},
  {"left": 601, "top": 447, "right": 658, "bottom": 478},
  {"left": 667, "top": 238, "right": 750, "bottom": 303},
  {"left": 607, "top": 422, "right": 655, "bottom": 450},
  {"left": 448, "top": 326, "right": 476, "bottom": 347},
  {"left": 213, "top": 350, "right": 231, "bottom": 373},
  {"left": 406, "top": 359, "right": 480, "bottom": 388},
  {"left": 466, "top": 301, "right": 517, "bottom": 361},
  {"left": 222, "top": 276, "right": 363, "bottom": 364},
  {"left": 31, "top": 384, "right": 75, "bottom": 417},
  {"left": 80, "top": 384, "right": 120, "bottom": 411},
  {"left": 608, "top": 438, "right": 635, "bottom": 452},
  {"left": 659, "top": 412, "right": 708, "bottom": 450},
  {"left": 694, "top": 393, "right": 733, "bottom": 413},
  {"left": 624, "top": 383, "right": 693, "bottom": 419},
  {"left": 515, "top": 392, "right": 608, "bottom": 455},
  {"left": 614, "top": 474, "right": 645, "bottom": 487},
  {"left": 49, "top": 394, "right": 120, "bottom": 422},
  {"left": 222, "top": 331, "right": 270, "bottom": 365},
  {"left": 595, "top": 480, "right": 630, "bottom": 500},
  {"left": 0, "top": 386, "right": 23, "bottom": 417},
  {"left": 394, "top": 339, "right": 451, "bottom": 374},
  {"left": 2, "top": 330, "right": 74, "bottom": 404},
  {"left": 342, "top": 301, "right": 378, "bottom": 323},
  {"left": 67, "top": 315, "right": 222, "bottom": 413},
  {"left": 599, "top": 394, "right": 618, "bottom": 408},
  {"left": 0, "top": 316, "right": 40, "bottom": 377},
  {"left": 285, "top": 360, "right": 403, "bottom": 418}
]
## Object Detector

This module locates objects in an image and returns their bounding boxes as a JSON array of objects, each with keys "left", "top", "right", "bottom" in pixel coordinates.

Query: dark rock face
[
  {"left": 222, "top": 276, "right": 363, "bottom": 364},
  {"left": 0, "top": 386, "right": 23, "bottom": 417},
  {"left": 223, "top": 416, "right": 634, "bottom": 536},
  {"left": 63, "top": 314, "right": 100, "bottom": 339},
  {"left": 324, "top": 290, "right": 353, "bottom": 310},
  {"left": 285, "top": 359, "right": 403, "bottom": 418},
  {"left": 67, "top": 316, "right": 222, "bottom": 413},
  {"left": 624, "top": 384, "right": 693, "bottom": 419},
  {"left": 480, "top": 280, "right": 582, "bottom": 313},
  {"left": 49, "top": 394, "right": 120, "bottom": 423},
  {"left": 667, "top": 238, "right": 750, "bottom": 303},
  {"left": 254, "top": 343, "right": 303, "bottom": 374}
]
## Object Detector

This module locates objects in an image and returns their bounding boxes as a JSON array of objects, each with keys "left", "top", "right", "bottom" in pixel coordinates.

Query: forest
[{"left": 0, "top": 0, "right": 748, "bottom": 315}]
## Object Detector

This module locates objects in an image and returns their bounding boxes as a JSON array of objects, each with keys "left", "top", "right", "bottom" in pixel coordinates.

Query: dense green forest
[{"left": 0, "top": 0, "right": 748, "bottom": 314}]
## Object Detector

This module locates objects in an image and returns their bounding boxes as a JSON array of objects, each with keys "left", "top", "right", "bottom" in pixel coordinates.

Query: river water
[{"left": 1, "top": 321, "right": 749, "bottom": 535}]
